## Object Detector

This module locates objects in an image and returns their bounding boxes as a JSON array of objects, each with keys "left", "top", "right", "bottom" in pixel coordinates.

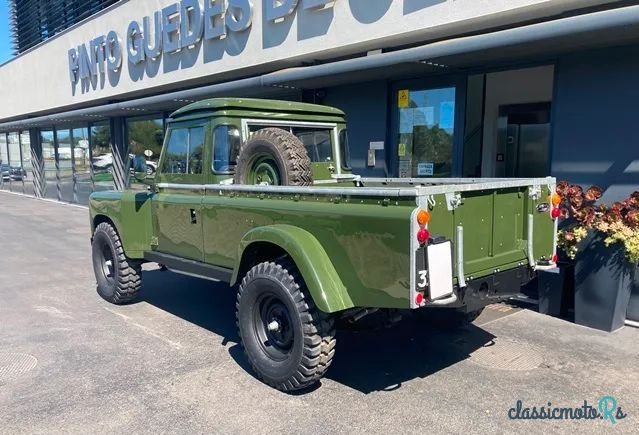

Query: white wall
[
  {"left": 0, "top": 0, "right": 616, "bottom": 121},
  {"left": 481, "top": 65, "right": 555, "bottom": 176}
]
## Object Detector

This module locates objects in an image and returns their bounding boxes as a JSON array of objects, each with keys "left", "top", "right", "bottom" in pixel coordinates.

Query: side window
[
  {"left": 162, "top": 126, "right": 205, "bottom": 175},
  {"left": 213, "top": 125, "right": 241, "bottom": 172},
  {"left": 189, "top": 126, "right": 204, "bottom": 174},
  {"left": 163, "top": 128, "right": 188, "bottom": 174}
]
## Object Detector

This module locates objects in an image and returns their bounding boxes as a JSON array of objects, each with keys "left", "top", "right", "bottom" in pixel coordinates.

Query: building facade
[
  {"left": 9, "top": 0, "right": 119, "bottom": 54},
  {"left": 0, "top": 0, "right": 637, "bottom": 205},
  {"left": 1, "top": 0, "right": 638, "bottom": 321}
]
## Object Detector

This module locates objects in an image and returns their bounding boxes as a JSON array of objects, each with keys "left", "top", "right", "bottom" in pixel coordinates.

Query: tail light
[
  {"left": 551, "top": 193, "right": 561, "bottom": 206},
  {"left": 551, "top": 208, "right": 561, "bottom": 219},
  {"left": 417, "top": 228, "right": 430, "bottom": 244},
  {"left": 416, "top": 209, "right": 431, "bottom": 245},
  {"left": 417, "top": 210, "right": 430, "bottom": 225}
]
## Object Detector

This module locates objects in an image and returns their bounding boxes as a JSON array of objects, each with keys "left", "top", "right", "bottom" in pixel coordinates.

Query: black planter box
[
  {"left": 574, "top": 231, "right": 634, "bottom": 332},
  {"left": 538, "top": 263, "right": 574, "bottom": 318},
  {"left": 626, "top": 271, "right": 639, "bottom": 322}
]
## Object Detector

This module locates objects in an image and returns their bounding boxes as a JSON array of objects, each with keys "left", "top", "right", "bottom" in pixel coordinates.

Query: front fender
[
  {"left": 89, "top": 190, "right": 153, "bottom": 258},
  {"left": 232, "top": 224, "right": 353, "bottom": 313}
]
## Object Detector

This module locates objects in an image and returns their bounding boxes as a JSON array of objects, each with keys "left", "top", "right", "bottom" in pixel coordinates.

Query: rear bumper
[{"left": 428, "top": 265, "right": 535, "bottom": 311}]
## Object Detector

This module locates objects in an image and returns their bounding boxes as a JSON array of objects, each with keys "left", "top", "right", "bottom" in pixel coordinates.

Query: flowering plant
[{"left": 555, "top": 181, "right": 639, "bottom": 263}]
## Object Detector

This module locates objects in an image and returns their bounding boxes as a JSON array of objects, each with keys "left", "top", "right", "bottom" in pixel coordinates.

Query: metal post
[
  {"left": 30, "top": 129, "right": 43, "bottom": 198},
  {"left": 110, "top": 117, "right": 128, "bottom": 191},
  {"left": 52, "top": 128, "right": 62, "bottom": 202},
  {"left": 17, "top": 131, "right": 25, "bottom": 194},
  {"left": 5, "top": 132, "right": 12, "bottom": 191},
  {"left": 88, "top": 123, "right": 95, "bottom": 192},
  {"left": 0, "top": 133, "right": 4, "bottom": 190},
  {"left": 70, "top": 128, "right": 78, "bottom": 203}
]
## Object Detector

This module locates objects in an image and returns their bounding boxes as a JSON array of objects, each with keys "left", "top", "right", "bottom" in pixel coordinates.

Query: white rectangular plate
[{"left": 427, "top": 241, "right": 454, "bottom": 300}]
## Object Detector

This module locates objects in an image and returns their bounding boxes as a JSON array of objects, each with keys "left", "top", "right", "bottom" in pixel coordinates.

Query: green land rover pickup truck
[{"left": 89, "top": 98, "right": 558, "bottom": 392}]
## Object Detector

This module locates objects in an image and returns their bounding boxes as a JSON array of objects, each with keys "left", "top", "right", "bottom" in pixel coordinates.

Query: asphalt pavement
[{"left": 1, "top": 191, "right": 638, "bottom": 434}]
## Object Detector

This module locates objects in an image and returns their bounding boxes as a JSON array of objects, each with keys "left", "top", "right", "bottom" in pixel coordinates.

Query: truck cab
[{"left": 147, "top": 98, "right": 352, "bottom": 187}]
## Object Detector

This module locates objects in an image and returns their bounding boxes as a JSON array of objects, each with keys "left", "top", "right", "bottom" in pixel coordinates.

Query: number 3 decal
[{"left": 418, "top": 270, "right": 428, "bottom": 288}]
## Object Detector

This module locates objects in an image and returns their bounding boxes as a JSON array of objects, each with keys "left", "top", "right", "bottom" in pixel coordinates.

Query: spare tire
[{"left": 234, "top": 128, "right": 312, "bottom": 186}]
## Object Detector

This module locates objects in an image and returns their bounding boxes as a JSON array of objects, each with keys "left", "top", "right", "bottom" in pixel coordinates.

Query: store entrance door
[
  {"left": 394, "top": 86, "right": 458, "bottom": 178},
  {"left": 497, "top": 103, "right": 551, "bottom": 178}
]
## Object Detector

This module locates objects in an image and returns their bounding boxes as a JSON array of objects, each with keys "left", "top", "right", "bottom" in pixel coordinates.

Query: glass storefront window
[
  {"left": 20, "top": 131, "right": 35, "bottom": 196},
  {"left": 0, "top": 134, "right": 9, "bottom": 190},
  {"left": 73, "top": 127, "right": 91, "bottom": 204},
  {"left": 126, "top": 117, "right": 164, "bottom": 177},
  {"left": 41, "top": 130, "right": 58, "bottom": 200},
  {"left": 90, "top": 122, "right": 115, "bottom": 192},
  {"left": 6, "top": 132, "right": 23, "bottom": 193},
  {"left": 56, "top": 129, "right": 74, "bottom": 202},
  {"left": 397, "top": 87, "right": 456, "bottom": 178}
]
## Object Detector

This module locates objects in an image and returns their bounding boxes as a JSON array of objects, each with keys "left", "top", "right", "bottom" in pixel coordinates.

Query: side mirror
[{"left": 132, "top": 155, "right": 148, "bottom": 182}]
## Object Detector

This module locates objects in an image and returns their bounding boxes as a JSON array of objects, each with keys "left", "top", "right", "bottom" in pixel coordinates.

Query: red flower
[
  {"left": 556, "top": 181, "right": 570, "bottom": 198},
  {"left": 626, "top": 210, "right": 639, "bottom": 227},
  {"left": 570, "top": 195, "right": 583, "bottom": 208},
  {"left": 559, "top": 208, "right": 570, "bottom": 219},
  {"left": 567, "top": 185, "right": 583, "bottom": 198},
  {"left": 584, "top": 186, "right": 603, "bottom": 202}
]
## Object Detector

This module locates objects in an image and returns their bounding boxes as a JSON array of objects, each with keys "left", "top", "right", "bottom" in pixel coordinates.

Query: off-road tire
[
  {"left": 234, "top": 128, "right": 313, "bottom": 186},
  {"left": 91, "top": 222, "right": 142, "bottom": 304},
  {"left": 236, "top": 261, "right": 336, "bottom": 392}
]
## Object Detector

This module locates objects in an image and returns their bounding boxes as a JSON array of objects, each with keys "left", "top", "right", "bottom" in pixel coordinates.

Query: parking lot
[{"left": 1, "top": 191, "right": 638, "bottom": 434}]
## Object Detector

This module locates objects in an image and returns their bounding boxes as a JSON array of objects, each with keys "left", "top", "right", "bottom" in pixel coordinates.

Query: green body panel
[
  {"left": 152, "top": 188, "right": 204, "bottom": 260},
  {"left": 453, "top": 188, "right": 527, "bottom": 276},
  {"left": 233, "top": 225, "right": 353, "bottom": 313},
  {"left": 171, "top": 98, "right": 344, "bottom": 121},
  {"left": 201, "top": 192, "right": 414, "bottom": 309},
  {"left": 89, "top": 190, "right": 153, "bottom": 258}
]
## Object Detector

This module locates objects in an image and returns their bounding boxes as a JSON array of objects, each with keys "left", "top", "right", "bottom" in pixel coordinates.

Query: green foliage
[{"left": 127, "top": 120, "right": 164, "bottom": 159}]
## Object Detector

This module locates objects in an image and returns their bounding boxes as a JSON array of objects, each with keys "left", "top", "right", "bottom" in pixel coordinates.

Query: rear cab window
[{"left": 247, "top": 124, "right": 335, "bottom": 164}]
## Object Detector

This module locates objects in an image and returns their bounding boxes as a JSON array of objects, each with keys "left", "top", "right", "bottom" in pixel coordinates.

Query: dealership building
[
  {"left": 0, "top": 0, "right": 638, "bottom": 205},
  {"left": 1, "top": 1, "right": 638, "bottom": 324}
]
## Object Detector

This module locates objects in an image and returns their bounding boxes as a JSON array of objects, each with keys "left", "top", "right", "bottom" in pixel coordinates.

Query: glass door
[{"left": 396, "top": 87, "right": 457, "bottom": 178}]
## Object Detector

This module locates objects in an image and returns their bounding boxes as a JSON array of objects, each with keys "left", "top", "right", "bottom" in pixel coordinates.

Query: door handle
[{"left": 190, "top": 208, "right": 197, "bottom": 224}]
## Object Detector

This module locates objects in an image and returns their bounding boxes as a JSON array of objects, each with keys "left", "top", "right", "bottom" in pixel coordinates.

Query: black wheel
[
  {"left": 91, "top": 222, "right": 142, "bottom": 304},
  {"left": 236, "top": 261, "right": 336, "bottom": 392},
  {"left": 234, "top": 128, "right": 312, "bottom": 186}
]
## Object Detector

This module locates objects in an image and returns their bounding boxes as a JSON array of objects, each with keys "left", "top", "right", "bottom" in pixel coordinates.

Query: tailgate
[{"left": 453, "top": 185, "right": 555, "bottom": 278}]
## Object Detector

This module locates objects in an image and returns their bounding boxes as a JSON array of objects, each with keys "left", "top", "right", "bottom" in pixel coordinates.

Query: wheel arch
[{"left": 232, "top": 225, "right": 353, "bottom": 313}]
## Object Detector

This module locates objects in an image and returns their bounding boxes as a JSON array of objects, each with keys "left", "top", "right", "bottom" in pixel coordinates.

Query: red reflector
[
  {"left": 415, "top": 293, "right": 424, "bottom": 305},
  {"left": 417, "top": 228, "right": 430, "bottom": 244},
  {"left": 552, "top": 254, "right": 558, "bottom": 263},
  {"left": 551, "top": 208, "right": 561, "bottom": 219}
]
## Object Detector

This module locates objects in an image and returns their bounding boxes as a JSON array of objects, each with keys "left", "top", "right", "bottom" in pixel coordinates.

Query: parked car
[
  {"left": 94, "top": 152, "right": 157, "bottom": 176},
  {"left": 1, "top": 164, "right": 27, "bottom": 181}
]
